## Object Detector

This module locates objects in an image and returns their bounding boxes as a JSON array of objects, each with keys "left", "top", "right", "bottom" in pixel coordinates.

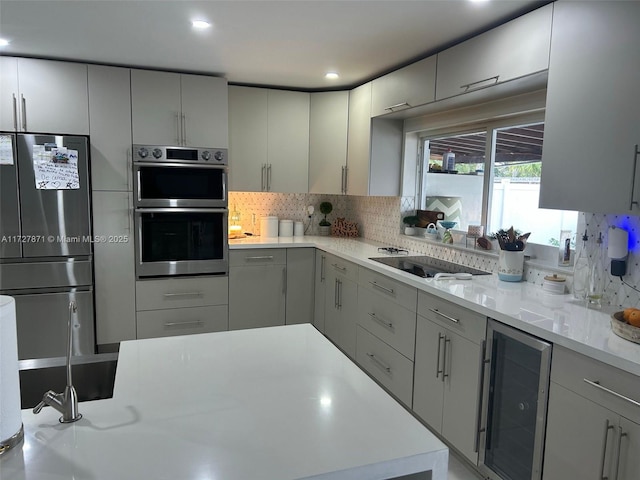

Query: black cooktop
[{"left": 369, "top": 256, "right": 491, "bottom": 278}]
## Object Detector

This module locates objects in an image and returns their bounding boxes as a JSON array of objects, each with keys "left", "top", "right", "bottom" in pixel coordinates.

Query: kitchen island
[{"left": 1, "top": 324, "right": 448, "bottom": 480}]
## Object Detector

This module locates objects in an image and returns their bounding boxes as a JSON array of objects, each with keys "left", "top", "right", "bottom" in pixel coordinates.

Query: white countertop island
[{"left": 1, "top": 325, "right": 448, "bottom": 480}]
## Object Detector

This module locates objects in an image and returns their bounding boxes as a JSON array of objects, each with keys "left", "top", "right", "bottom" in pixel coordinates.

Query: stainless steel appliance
[
  {"left": 133, "top": 144, "right": 227, "bottom": 208},
  {"left": 478, "top": 319, "right": 552, "bottom": 480},
  {"left": 369, "top": 255, "right": 490, "bottom": 278},
  {"left": 0, "top": 133, "right": 94, "bottom": 360},
  {"left": 133, "top": 144, "right": 229, "bottom": 278}
]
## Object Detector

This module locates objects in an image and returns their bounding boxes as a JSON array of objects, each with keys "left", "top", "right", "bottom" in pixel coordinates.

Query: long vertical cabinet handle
[
  {"left": 435, "top": 333, "right": 444, "bottom": 379},
  {"left": 334, "top": 279, "right": 339, "bottom": 309},
  {"left": 442, "top": 337, "right": 451, "bottom": 380},
  {"left": 630, "top": 145, "right": 640, "bottom": 209},
  {"left": 613, "top": 426, "right": 627, "bottom": 480},
  {"left": 267, "top": 164, "right": 272, "bottom": 191},
  {"left": 175, "top": 113, "right": 181, "bottom": 145},
  {"left": 126, "top": 148, "right": 132, "bottom": 191},
  {"left": 261, "top": 164, "right": 266, "bottom": 191},
  {"left": 125, "top": 194, "right": 132, "bottom": 233},
  {"left": 12, "top": 94, "right": 18, "bottom": 130},
  {"left": 341, "top": 166, "right": 346, "bottom": 194},
  {"left": 343, "top": 166, "right": 348, "bottom": 194},
  {"left": 282, "top": 267, "right": 287, "bottom": 295},
  {"left": 21, "top": 95, "right": 27, "bottom": 131},
  {"left": 337, "top": 279, "right": 342, "bottom": 309},
  {"left": 599, "top": 420, "right": 614, "bottom": 480},
  {"left": 320, "top": 255, "right": 325, "bottom": 283},
  {"left": 474, "top": 340, "right": 487, "bottom": 453},
  {"left": 181, "top": 114, "right": 187, "bottom": 146}
]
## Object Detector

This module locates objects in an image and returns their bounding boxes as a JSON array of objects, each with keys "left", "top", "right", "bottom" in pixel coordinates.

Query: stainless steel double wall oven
[{"left": 133, "top": 145, "right": 229, "bottom": 278}]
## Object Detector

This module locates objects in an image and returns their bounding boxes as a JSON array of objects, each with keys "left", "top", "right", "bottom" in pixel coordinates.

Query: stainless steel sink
[{"left": 18, "top": 353, "right": 118, "bottom": 409}]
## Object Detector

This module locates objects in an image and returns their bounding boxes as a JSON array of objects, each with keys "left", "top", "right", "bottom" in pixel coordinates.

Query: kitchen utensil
[{"left": 433, "top": 272, "right": 473, "bottom": 280}]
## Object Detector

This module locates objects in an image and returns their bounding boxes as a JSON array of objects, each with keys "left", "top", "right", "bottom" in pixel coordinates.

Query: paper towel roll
[{"left": 1, "top": 295, "right": 23, "bottom": 453}]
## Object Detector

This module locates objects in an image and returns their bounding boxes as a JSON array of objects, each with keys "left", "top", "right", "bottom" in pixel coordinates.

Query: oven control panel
[{"left": 134, "top": 145, "right": 228, "bottom": 165}]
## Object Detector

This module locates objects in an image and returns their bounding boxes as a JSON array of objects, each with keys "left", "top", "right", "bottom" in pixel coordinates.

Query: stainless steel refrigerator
[{"left": 0, "top": 133, "right": 94, "bottom": 360}]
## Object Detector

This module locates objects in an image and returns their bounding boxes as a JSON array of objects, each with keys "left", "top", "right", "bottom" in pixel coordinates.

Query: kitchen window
[{"left": 417, "top": 116, "right": 578, "bottom": 247}]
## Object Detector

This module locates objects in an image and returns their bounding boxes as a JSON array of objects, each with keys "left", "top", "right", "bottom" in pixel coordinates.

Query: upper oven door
[{"left": 134, "top": 162, "right": 227, "bottom": 208}]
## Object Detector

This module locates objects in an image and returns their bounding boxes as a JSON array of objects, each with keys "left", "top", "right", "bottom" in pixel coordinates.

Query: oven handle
[
  {"left": 133, "top": 162, "right": 227, "bottom": 170},
  {"left": 135, "top": 208, "right": 228, "bottom": 214}
]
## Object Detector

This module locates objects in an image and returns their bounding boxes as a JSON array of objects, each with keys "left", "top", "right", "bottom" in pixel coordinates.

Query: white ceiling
[{"left": 0, "top": 0, "right": 549, "bottom": 90}]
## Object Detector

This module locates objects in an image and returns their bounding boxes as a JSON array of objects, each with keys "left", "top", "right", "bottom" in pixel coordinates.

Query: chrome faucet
[{"left": 33, "top": 301, "right": 82, "bottom": 423}]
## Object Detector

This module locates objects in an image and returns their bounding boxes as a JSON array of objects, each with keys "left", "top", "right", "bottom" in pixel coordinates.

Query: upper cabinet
[
  {"left": 308, "top": 91, "right": 349, "bottom": 194},
  {"left": 228, "top": 86, "right": 309, "bottom": 193},
  {"left": 0, "top": 57, "right": 89, "bottom": 134},
  {"left": 346, "top": 83, "right": 403, "bottom": 196},
  {"left": 130, "top": 69, "right": 228, "bottom": 148},
  {"left": 88, "top": 65, "right": 132, "bottom": 192},
  {"left": 371, "top": 56, "right": 437, "bottom": 117},
  {"left": 539, "top": 1, "right": 640, "bottom": 214},
  {"left": 435, "top": 4, "right": 552, "bottom": 101}
]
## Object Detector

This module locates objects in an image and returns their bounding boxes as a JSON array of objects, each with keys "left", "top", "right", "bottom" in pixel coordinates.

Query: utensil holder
[{"left": 498, "top": 250, "right": 524, "bottom": 282}]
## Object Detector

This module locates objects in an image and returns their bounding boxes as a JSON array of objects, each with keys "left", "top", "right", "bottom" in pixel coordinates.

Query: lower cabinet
[
  {"left": 323, "top": 254, "right": 358, "bottom": 358},
  {"left": 229, "top": 249, "right": 286, "bottom": 330},
  {"left": 413, "top": 292, "right": 486, "bottom": 464},
  {"left": 543, "top": 346, "right": 640, "bottom": 480},
  {"left": 135, "top": 276, "right": 229, "bottom": 339},
  {"left": 285, "top": 248, "right": 315, "bottom": 325},
  {"left": 313, "top": 250, "right": 327, "bottom": 333},
  {"left": 93, "top": 191, "right": 136, "bottom": 346}
]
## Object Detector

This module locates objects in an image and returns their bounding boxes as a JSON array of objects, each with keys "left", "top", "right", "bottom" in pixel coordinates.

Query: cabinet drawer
[
  {"left": 136, "top": 305, "right": 228, "bottom": 339},
  {"left": 136, "top": 276, "right": 228, "bottom": 311},
  {"left": 551, "top": 346, "right": 640, "bottom": 423},
  {"left": 358, "top": 266, "right": 418, "bottom": 311},
  {"left": 357, "top": 287, "right": 416, "bottom": 360},
  {"left": 326, "top": 254, "right": 358, "bottom": 282},
  {"left": 356, "top": 326, "right": 414, "bottom": 407},
  {"left": 418, "top": 292, "right": 486, "bottom": 344},
  {"left": 230, "top": 248, "right": 286, "bottom": 266}
]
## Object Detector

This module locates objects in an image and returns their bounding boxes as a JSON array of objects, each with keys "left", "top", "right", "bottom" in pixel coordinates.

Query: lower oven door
[{"left": 135, "top": 208, "right": 228, "bottom": 278}]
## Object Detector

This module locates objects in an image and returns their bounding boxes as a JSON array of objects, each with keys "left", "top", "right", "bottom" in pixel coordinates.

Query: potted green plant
[
  {"left": 318, "top": 201, "right": 333, "bottom": 236},
  {"left": 402, "top": 215, "right": 419, "bottom": 235}
]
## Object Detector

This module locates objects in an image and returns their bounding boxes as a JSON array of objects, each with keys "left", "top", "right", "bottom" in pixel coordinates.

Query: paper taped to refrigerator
[
  {"left": 32, "top": 144, "right": 80, "bottom": 189},
  {"left": 0, "top": 135, "right": 14, "bottom": 165}
]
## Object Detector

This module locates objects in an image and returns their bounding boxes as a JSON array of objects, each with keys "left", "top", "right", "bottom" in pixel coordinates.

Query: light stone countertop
[
  {"left": 1, "top": 325, "right": 448, "bottom": 480},
  {"left": 230, "top": 235, "right": 640, "bottom": 377}
]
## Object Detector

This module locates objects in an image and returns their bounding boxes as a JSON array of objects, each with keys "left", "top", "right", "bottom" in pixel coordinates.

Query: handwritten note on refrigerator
[
  {"left": 32, "top": 144, "right": 80, "bottom": 189},
  {"left": 0, "top": 135, "right": 14, "bottom": 165}
]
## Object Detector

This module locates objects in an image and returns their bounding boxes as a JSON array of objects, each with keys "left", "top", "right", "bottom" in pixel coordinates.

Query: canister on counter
[
  {"left": 279, "top": 219, "right": 293, "bottom": 237},
  {"left": 294, "top": 221, "right": 304, "bottom": 236},
  {"left": 260, "top": 216, "right": 279, "bottom": 237}
]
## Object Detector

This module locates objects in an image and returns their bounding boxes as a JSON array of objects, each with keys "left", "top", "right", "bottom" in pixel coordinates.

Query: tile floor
[{"left": 448, "top": 451, "right": 484, "bottom": 480}]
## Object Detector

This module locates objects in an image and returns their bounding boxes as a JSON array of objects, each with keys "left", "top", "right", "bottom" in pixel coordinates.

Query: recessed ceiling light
[
  {"left": 192, "top": 20, "right": 211, "bottom": 29},
  {"left": 325, "top": 72, "right": 339, "bottom": 80},
  {"left": 0, "top": 38, "right": 10, "bottom": 47}
]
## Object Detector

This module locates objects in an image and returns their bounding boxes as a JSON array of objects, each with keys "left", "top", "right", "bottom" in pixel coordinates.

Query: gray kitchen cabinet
[
  {"left": 131, "top": 69, "right": 228, "bottom": 147},
  {"left": 92, "top": 191, "right": 136, "bottom": 346},
  {"left": 229, "top": 249, "right": 286, "bottom": 330},
  {"left": 0, "top": 57, "right": 89, "bottom": 134},
  {"left": 370, "top": 55, "right": 437, "bottom": 117},
  {"left": 435, "top": 4, "right": 552, "bottom": 102},
  {"left": 313, "top": 250, "right": 327, "bottom": 333},
  {"left": 323, "top": 254, "right": 358, "bottom": 358},
  {"left": 346, "top": 82, "right": 403, "bottom": 196},
  {"left": 285, "top": 248, "right": 315, "bottom": 325},
  {"left": 135, "top": 276, "right": 228, "bottom": 339},
  {"left": 543, "top": 346, "right": 640, "bottom": 480},
  {"left": 539, "top": 1, "right": 640, "bottom": 213},
  {"left": 88, "top": 65, "right": 132, "bottom": 192},
  {"left": 308, "top": 91, "right": 349, "bottom": 194},
  {"left": 228, "top": 86, "right": 309, "bottom": 193},
  {"left": 413, "top": 292, "right": 486, "bottom": 464}
]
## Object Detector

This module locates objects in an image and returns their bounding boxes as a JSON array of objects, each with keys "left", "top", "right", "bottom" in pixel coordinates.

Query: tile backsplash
[{"left": 229, "top": 192, "right": 640, "bottom": 309}]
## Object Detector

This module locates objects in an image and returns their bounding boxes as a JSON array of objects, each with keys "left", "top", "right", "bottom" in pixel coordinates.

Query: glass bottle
[
  {"left": 587, "top": 232, "right": 606, "bottom": 308},
  {"left": 573, "top": 230, "right": 589, "bottom": 300}
]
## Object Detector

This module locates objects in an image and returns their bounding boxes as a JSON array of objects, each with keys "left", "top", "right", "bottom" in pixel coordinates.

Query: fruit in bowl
[
  {"left": 611, "top": 310, "right": 640, "bottom": 344},
  {"left": 622, "top": 308, "right": 640, "bottom": 327}
]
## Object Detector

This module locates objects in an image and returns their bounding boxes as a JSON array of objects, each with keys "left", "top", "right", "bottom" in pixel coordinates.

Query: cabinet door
[
  {"left": 371, "top": 56, "right": 437, "bottom": 117},
  {"left": 346, "top": 82, "right": 372, "bottom": 196},
  {"left": 180, "top": 75, "right": 228, "bottom": 148},
  {"left": 543, "top": 383, "right": 617, "bottom": 480},
  {"left": 441, "top": 331, "right": 482, "bottom": 463},
  {"left": 285, "top": 248, "right": 315, "bottom": 325},
  {"left": 17, "top": 58, "right": 89, "bottom": 134},
  {"left": 88, "top": 65, "right": 132, "bottom": 192},
  {"left": 93, "top": 191, "right": 136, "bottom": 345},
  {"left": 435, "top": 4, "right": 552, "bottom": 101},
  {"left": 539, "top": 1, "right": 640, "bottom": 213},
  {"left": 267, "top": 89, "right": 309, "bottom": 193},
  {"left": 131, "top": 69, "right": 181, "bottom": 145},
  {"left": 229, "top": 264, "right": 285, "bottom": 330},
  {"left": 413, "top": 317, "right": 444, "bottom": 433},
  {"left": 324, "top": 269, "right": 357, "bottom": 358},
  {"left": 228, "top": 86, "right": 268, "bottom": 191},
  {"left": 313, "top": 250, "right": 327, "bottom": 333},
  {"left": 309, "top": 91, "right": 349, "bottom": 194},
  {"left": 0, "top": 57, "right": 19, "bottom": 131},
  {"left": 618, "top": 417, "right": 640, "bottom": 480}
]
